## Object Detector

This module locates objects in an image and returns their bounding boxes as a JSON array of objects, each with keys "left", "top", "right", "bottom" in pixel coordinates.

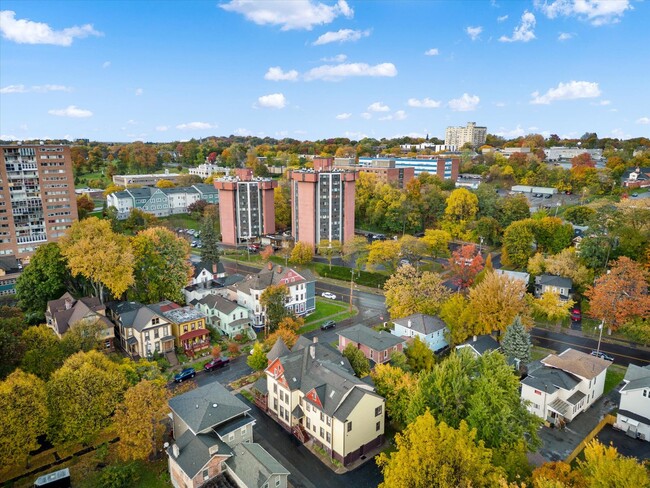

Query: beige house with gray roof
[{"left": 263, "top": 338, "right": 385, "bottom": 466}]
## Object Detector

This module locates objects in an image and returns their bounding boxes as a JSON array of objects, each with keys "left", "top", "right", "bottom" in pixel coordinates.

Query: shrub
[
  {"left": 96, "top": 462, "right": 139, "bottom": 488},
  {"left": 227, "top": 342, "right": 240, "bottom": 356}
]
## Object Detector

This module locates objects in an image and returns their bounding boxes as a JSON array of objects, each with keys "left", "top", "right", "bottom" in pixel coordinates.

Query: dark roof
[
  {"left": 196, "top": 294, "right": 242, "bottom": 315},
  {"left": 338, "top": 324, "right": 405, "bottom": 351},
  {"left": 232, "top": 265, "right": 314, "bottom": 295},
  {"left": 226, "top": 443, "right": 289, "bottom": 488},
  {"left": 193, "top": 183, "right": 219, "bottom": 194},
  {"left": 106, "top": 301, "right": 166, "bottom": 332},
  {"left": 267, "top": 337, "right": 290, "bottom": 362},
  {"left": 213, "top": 414, "right": 255, "bottom": 438},
  {"left": 457, "top": 335, "right": 500, "bottom": 356},
  {"left": 521, "top": 361, "right": 580, "bottom": 394},
  {"left": 168, "top": 430, "right": 231, "bottom": 479},
  {"left": 536, "top": 274, "right": 573, "bottom": 289},
  {"left": 618, "top": 409, "right": 650, "bottom": 425},
  {"left": 193, "top": 260, "right": 225, "bottom": 278},
  {"left": 566, "top": 390, "right": 586, "bottom": 405},
  {"left": 0, "top": 256, "right": 21, "bottom": 273},
  {"left": 168, "top": 382, "right": 250, "bottom": 434},
  {"left": 251, "top": 376, "right": 268, "bottom": 395},
  {"left": 621, "top": 364, "right": 650, "bottom": 391},
  {"left": 47, "top": 293, "right": 107, "bottom": 336},
  {"left": 392, "top": 313, "right": 448, "bottom": 335}
]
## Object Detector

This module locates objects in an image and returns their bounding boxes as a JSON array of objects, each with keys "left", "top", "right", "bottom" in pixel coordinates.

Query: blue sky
[{"left": 1, "top": 0, "right": 649, "bottom": 143}]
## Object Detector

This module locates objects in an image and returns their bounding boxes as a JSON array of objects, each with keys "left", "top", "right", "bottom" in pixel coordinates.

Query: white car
[{"left": 321, "top": 292, "right": 336, "bottom": 300}]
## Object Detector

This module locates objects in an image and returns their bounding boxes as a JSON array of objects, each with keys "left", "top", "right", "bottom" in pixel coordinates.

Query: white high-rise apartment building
[{"left": 445, "top": 122, "right": 487, "bottom": 148}]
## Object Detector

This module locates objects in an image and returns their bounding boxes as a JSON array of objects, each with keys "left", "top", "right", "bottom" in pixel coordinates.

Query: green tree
[
  {"left": 420, "top": 229, "right": 451, "bottom": 259},
  {"left": 15, "top": 243, "right": 72, "bottom": 322},
  {"left": 342, "top": 343, "right": 371, "bottom": 377},
  {"left": 0, "top": 370, "right": 48, "bottom": 469},
  {"left": 274, "top": 185, "right": 291, "bottom": 230},
  {"left": 318, "top": 239, "right": 342, "bottom": 270},
  {"left": 200, "top": 205, "right": 221, "bottom": 265},
  {"left": 404, "top": 336, "right": 435, "bottom": 373},
  {"left": 475, "top": 217, "right": 502, "bottom": 246},
  {"left": 496, "top": 194, "right": 530, "bottom": 229},
  {"left": 290, "top": 241, "right": 314, "bottom": 265},
  {"left": 60, "top": 318, "right": 106, "bottom": 356},
  {"left": 563, "top": 206, "right": 596, "bottom": 225},
  {"left": 59, "top": 217, "right": 135, "bottom": 302},
  {"left": 260, "top": 284, "right": 291, "bottom": 333},
  {"left": 377, "top": 412, "right": 504, "bottom": 488},
  {"left": 501, "top": 316, "right": 532, "bottom": 365},
  {"left": 384, "top": 265, "right": 450, "bottom": 319},
  {"left": 440, "top": 295, "right": 477, "bottom": 345},
  {"left": 0, "top": 307, "right": 27, "bottom": 378},
  {"left": 118, "top": 358, "right": 164, "bottom": 386},
  {"left": 20, "top": 325, "right": 66, "bottom": 380},
  {"left": 130, "top": 227, "right": 192, "bottom": 304},
  {"left": 47, "top": 350, "right": 128, "bottom": 445},
  {"left": 366, "top": 239, "right": 401, "bottom": 274},
  {"left": 123, "top": 208, "right": 158, "bottom": 233},
  {"left": 247, "top": 342, "right": 268, "bottom": 370},
  {"left": 115, "top": 380, "right": 169, "bottom": 461},
  {"left": 502, "top": 219, "right": 536, "bottom": 269},
  {"left": 533, "top": 217, "right": 574, "bottom": 254},
  {"left": 371, "top": 363, "right": 417, "bottom": 425}
]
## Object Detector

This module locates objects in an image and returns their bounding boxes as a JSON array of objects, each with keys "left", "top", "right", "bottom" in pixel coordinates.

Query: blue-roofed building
[{"left": 358, "top": 156, "right": 460, "bottom": 179}]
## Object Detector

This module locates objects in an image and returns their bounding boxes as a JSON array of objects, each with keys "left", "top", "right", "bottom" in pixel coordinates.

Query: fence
[{"left": 564, "top": 414, "right": 616, "bottom": 463}]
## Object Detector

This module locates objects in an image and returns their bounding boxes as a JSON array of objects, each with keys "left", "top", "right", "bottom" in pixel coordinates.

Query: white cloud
[
  {"left": 48, "top": 105, "right": 92, "bottom": 118},
  {"left": 379, "top": 110, "right": 407, "bottom": 121},
  {"left": 500, "top": 11, "right": 536, "bottom": 42},
  {"left": 494, "top": 101, "right": 506, "bottom": 107},
  {"left": 636, "top": 117, "right": 650, "bottom": 125},
  {"left": 424, "top": 48, "right": 439, "bottom": 56},
  {"left": 360, "top": 112, "right": 372, "bottom": 120},
  {"left": 336, "top": 113, "right": 352, "bottom": 120},
  {"left": 304, "top": 62, "right": 397, "bottom": 81},
  {"left": 313, "top": 28, "right": 370, "bottom": 45},
  {"left": 257, "top": 93, "right": 287, "bottom": 109},
  {"left": 448, "top": 93, "right": 480, "bottom": 111},
  {"left": 264, "top": 66, "right": 299, "bottom": 81},
  {"left": 127, "top": 119, "right": 137, "bottom": 125},
  {"left": 1, "top": 84, "right": 72, "bottom": 94},
  {"left": 0, "top": 10, "right": 102, "bottom": 46},
  {"left": 321, "top": 54, "right": 347, "bottom": 63},
  {"left": 593, "top": 99, "right": 611, "bottom": 106},
  {"left": 530, "top": 80, "right": 601, "bottom": 104},
  {"left": 494, "top": 125, "right": 527, "bottom": 138},
  {"left": 102, "top": 61, "right": 111, "bottom": 69},
  {"left": 368, "top": 102, "right": 390, "bottom": 112},
  {"left": 344, "top": 131, "right": 367, "bottom": 140},
  {"left": 176, "top": 122, "right": 217, "bottom": 130},
  {"left": 466, "top": 26, "right": 483, "bottom": 40},
  {"left": 234, "top": 128, "right": 252, "bottom": 136},
  {"left": 155, "top": 126, "right": 169, "bottom": 132},
  {"left": 535, "top": 0, "right": 632, "bottom": 25},
  {"left": 611, "top": 128, "right": 631, "bottom": 139},
  {"left": 220, "top": 0, "right": 353, "bottom": 31},
  {"left": 135, "top": 88, "right": 143, "bottom": 96},
  {"left": 0, "top": 134, "right": 18, "bottom": 141},
  {"left": 558, "top": 32, "right": 573, "bottom": 41},
  {"left": 497, "top": 14, "right": 509, "bottom": 22},
  {"left": 407, "top": 97, "right": 441, "bottom": 108}
]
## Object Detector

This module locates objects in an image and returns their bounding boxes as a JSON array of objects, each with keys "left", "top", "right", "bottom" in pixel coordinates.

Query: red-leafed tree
[
  {"left": 585, "top": 257, "right": 650, "bottom": 331},
  {"left": 571, "top": 152, "right": 596, "bottom": 168},
  {"left": 207, "top": 152, "right": 218, "bottom": 163},
  {"left": 447, "top": 244, "right": 484, "bottom": 290}
]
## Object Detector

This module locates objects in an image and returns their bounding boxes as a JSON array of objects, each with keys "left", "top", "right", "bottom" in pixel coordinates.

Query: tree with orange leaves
[
  {"left": 585, "top": 257, "right": 650, "bottom": 331},
  {"left": 447, "top": 244, "right": 484, "bottom": 290}
]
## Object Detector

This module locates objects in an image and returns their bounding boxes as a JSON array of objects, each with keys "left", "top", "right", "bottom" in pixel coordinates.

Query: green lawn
[
  {"left": 298, "top": 298, "right": 357, "bottom": 333},
  {"left": 604, "top": 366, "right": 627, "bottom": 394},
  {"left": 531, "top": 345, "right": 557, "bottom": 361},
  {"left": 157, "top": 213, "right": 204, "bottom": 230}
]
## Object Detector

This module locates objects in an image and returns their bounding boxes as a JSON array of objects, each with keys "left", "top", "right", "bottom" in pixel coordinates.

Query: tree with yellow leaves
[
  {"left": 289, "top": 241, "right": 314, "bottom": 266},
  {"left": 578, "top": 439, "right": 650, "bottom": 486},
  {"left": 115, "top": 380, "right": 170, "bottom": 461},
  {"left": 468, "top": 272, "right": 529, "bottom": 334},
  {"left": 384, "top": 264, "right": 450, "bottom": 319},
  {"left": 59, "top": 217, "right": 134, "bottom": 302},
  {"left": 533, "top": 291, "right": 574, "bottom": 323},
  {"left": 377, "top": 412, "right": 504, "bottom": 488},
  {"left": 370, "top": 363, "right": 418, "bottom": 426}
]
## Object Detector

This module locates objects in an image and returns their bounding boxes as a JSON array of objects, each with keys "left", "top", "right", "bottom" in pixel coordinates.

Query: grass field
[
  {"left": 299, "top": 298, "right": 357, "bottom": 334},
  {"left": 604, "top": 365, "right": 627, "bottom": 394}
]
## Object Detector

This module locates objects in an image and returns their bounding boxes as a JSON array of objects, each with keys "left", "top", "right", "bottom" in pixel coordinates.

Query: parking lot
[{"left": 596, "top": 424, "right": 650, "bottom": 461}]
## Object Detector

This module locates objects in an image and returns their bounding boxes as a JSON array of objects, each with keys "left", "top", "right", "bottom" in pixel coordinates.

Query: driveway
[
  {"left": 240, "top": 395, "right": 383, "bottom": 488},
  {"left": 596, "top": 424, "right": 650, "bottom": 461}
]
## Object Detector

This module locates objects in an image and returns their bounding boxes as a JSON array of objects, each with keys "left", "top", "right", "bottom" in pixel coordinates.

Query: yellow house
[
  {"left": 151, "top": 301, "right": 210, "bottom": 356},
  {"left": 264, "top": 337, "right": 385, "bottom": 466}
]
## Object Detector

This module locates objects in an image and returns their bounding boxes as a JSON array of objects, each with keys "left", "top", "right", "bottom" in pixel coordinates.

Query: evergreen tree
[
  {"left": 501, "top": 316, "right": 532, "bottom": 365},
  {"left": 200, "top": 209, "right": 221, "bottom": 265}
]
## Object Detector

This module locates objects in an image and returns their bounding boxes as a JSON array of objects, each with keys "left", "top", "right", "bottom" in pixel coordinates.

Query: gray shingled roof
[
  {"left": 193, "top": 183, "right": 219, "bottom": 194},
  {"left": 196, "top": 294, "right": 241, "bottom": 315},
  {"left": 392, "top": 313, "right": 448, "bottom": 335},
  {"left": 232, "top": 265, "right": 314, "bottom": 296},
  {"left": 536, "top": 274, "right": 572, "bottom": 289},
  {"left": 458, "top": 335, "right": 501, "bottom": 355},
  {"left": 107, "top": 301, "right": 165, "bottom": 332},
  {"left": 521, "top": 361, "right": 580, "bottom": 394},
  {"left": 226, "top": 443, "right": 289, "bottom": 488},
  {"left": 267, "top": 337, "right": 290, "bottom": 362},
  {"left": 168, "top": 430, "right": 231, "bottom": 479},
  {"left": 47, "top": 294, "right": 109, "bottom": 336},
  {"left": 193, "top": 260, "right": 225, "bottom": 278},
  {"left": 168, "top": 383, "right": 250, "bottom": 434},
  {"left": 338, "top": 324, "right": 405, "bottom": 351},
  {"left": 622, "top": 364, "right": 650, "bottom": 392}
]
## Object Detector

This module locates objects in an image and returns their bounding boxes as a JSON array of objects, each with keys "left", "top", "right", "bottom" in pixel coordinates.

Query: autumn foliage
[{"left": 448, "top": 244, "right": 484, "bottom": 290}]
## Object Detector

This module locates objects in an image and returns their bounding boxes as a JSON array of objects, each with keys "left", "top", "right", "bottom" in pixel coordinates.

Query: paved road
[{"left": 531, "top": 327, "right": 650, "bottom": 367}]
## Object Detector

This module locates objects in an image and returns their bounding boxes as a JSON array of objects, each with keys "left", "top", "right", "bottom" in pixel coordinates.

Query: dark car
[
  {"left": 174, "top": 367, "right": 196, "bottom": 382},
  {"left": 544, "top": 194, "right": 552, "bottom": 199},
  {"left": 320, "top": 320, "right": 336, "bottom": 330},
  {"left": 204, "top": 357, "right": 230, "bottom": 372},
  {"left": 591, "top": 351, "right": 614, "bottom": 362}
]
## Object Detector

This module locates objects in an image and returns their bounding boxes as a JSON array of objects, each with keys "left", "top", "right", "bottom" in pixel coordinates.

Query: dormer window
[{"left": 152, "top": 317, "right": 160, "bottom": 325}]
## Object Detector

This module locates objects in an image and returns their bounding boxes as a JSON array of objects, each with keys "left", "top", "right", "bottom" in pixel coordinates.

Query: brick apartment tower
[
  {"left": 213, "top": 168, "right": 277, "bottom": 246},
  {"left": 0, "top": 144, "right": 78, "bottom": 260},
  {"left": 289, "top": 158, "right": 356, "bottom": 249}
]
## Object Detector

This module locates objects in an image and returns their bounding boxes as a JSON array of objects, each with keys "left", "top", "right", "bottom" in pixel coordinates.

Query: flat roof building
[
  {"left": 112, "top": 171, "right": 181, "bottom": 186},
  {"left": 333, "top": 158, "right": 414, "bottom": 188},
  {"left": 445, "top": 122, "right": 487, "bottom": 148},
  {"left": 1, "top": 144, "right": 78, "bottom": 260},
  {"left": 289, "top": 158, "right": 356, "bottom": 248},
  {"left": 214, "top": 168, "right": 277, "bottom": 246},
  {"left": 358, "top": 156, "right": 460, "bottom": 180}
]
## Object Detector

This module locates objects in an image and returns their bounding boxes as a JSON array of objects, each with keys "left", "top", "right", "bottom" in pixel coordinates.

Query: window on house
[
  {"left": 273, "top": 384, "right": 277, "bottom": 393},
  {"left": 326, "top": 416, "right": 331, "bottom": 426},
  {"left": 273, "top": 398, "right": 278, "bottom": 411},
  {"left": 326, "top": 432, "right": 331, "bottom": 443},
  {"left": 383, "top": 350, "right": 388, "bottom": 359},
  {"left": 306, "top": 418, "right": 311, "bottom": 429},
  {"left": 320, "top": 427, "right": 324, "bottom": 438},
  {"left": 241, "top": 426, "right": 247, "bottom": 435},
  {"left": 376, "top": 421, "right": 381, "bottom": 431},
  {"left": 276, "top": 478, "right": 281, "bottom": 487},
  {"left": 229, "top": 432, "right": 235, "bottom": 441},
  {"left": 320, "top": 412, "right": 324, "bottom": 422},
  {"left": 280, "top": 406, "right": 285, "bottom": 418},
  {"left": 203, "top": 469, "right": 210, "bottom": 481},
  {"left": 183, "top": 325, "right": 188, "bottom": 333},
  {"left": 644, "top": 390, "right": 648, "bottom": 397},
  {"left": 347, "top": 422, "right": 352, "bottom": 432},
  {"left": 375, "top": 406, "right": 382, "bottom": 416}
]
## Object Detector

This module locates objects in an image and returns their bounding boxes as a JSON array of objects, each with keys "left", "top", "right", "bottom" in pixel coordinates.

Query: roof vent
[
  {"left": 212, "top": 403, "right": 218, "bottom": 408},
  {"left": 196, "top": 404, "right": 199, "bottom": 409}
]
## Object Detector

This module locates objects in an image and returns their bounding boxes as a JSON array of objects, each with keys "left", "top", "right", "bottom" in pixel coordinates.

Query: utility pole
[
  {"left": 349, "top": 269, "right": 355, "bottom": 312},
  {"left": 596, "top": 319, "right": 604, "bottom": 354}
]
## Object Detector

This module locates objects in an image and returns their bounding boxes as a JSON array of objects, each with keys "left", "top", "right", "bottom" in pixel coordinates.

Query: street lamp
[
  {"left": 478, "top": 236, "right": 484, "bottom": 256},
  {"left": 554, "top": 201, "right": 561, "bottom": 217}
]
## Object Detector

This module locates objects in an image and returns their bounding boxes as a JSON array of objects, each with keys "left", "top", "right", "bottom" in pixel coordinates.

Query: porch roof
[
  {"left": 180, "top": 328, "right": 210, "bottom": 341},
  {"left": 548, "top": 398, "right": 571, "bottom": 416},
  {"left": 566, "top": 390, "right": 586, "bottom": 405}
]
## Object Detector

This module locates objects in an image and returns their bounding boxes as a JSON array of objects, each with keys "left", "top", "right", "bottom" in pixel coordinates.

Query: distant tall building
[
  {"left": 214, "top": 168, "right": 277, "bottom": 246},
  {"left": 358, "top": 157, "right": 460, "bottom": 179},
  {"left": 0, "top": 144, "right": 78, "bottom": 260},
  {"left": 445, "top": 122, "right": 487, "bottom": 148},
  {"left": 289, "top": 158, "right": 356, "bottom": 248}
]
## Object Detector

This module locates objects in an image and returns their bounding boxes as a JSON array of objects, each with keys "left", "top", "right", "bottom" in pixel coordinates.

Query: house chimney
[
  {"left": 473, "top": 335, "right": 478, "bottom": 342},
  {"left": 309, "top": 344, "right": 316, "bottom": 359},
  {"left": 64, "top": 297, "right": 73, "bottom": 310},
  {"left": 407, "top": 320, "right": 411, "bottom": 328},
  {"left": 267, "top": 262, "right": 273, "bottom": 270},
  {"left": 277, "top": 266, "right": 282, "bottom": 274},
  {"left": 172, "top": 444, "right": 179, "bottom": 458},
  {"left": 312, "top": 337, "right": 318, "bottom": 344},
  {"left": 212, "top": 263, "right": 217, "bottom": 275}
]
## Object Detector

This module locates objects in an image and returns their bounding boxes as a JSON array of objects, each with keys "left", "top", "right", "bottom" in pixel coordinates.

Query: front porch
[{"left": 180, "top": 329, "right": 211, "bottom": 357}]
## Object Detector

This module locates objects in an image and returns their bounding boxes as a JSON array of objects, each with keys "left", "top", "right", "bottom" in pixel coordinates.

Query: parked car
[
  {"left": 399, "top": 259, "right": 410, "bottom": 266},
  {"left": 174, "top": 367, "right": 196, "bottom": 382},
  {"left": 320, "top": 320, "right": 336, "bottom": 330},
  {"left": 533, "top": 193, "right": 542, "bottom": 198},
  {"left": 204, "top": 357, "right": 230, "bottom": 372},
  {"left": 544, "top": 194, "right": 552, "bottom": 199},
  {"left": 591, "top": 351, "right": 614, "bottom": 362},
  {"left": 570, "top": 308, "right": 582, "bottom": 321},
  {"left": 632, "top": 193, "right": 639, "bottom": 197},
  {"left": 321, "top": 292, "right": 336, "bottom": 300}
]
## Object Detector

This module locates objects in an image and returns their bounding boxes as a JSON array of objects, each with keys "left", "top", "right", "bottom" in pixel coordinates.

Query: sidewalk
[{"left": 534, "top": 321, "right": 650, "bottom": 353}]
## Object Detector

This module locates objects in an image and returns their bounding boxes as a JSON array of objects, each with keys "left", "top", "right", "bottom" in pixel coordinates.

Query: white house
[
  {"left": 191, "top": 261, "right": 226, "bottom": 286},
  {"left": 521, "top": 348, "right": 611, "bottom": 427},
  {"left": 192, "top": 294, "right": 254, "bottom": 340},
  {"left": 614, "top": 365, "right": 650, "bottom": 441},
  {"left": 495, "top": 269, "right": 530, "bottom": 287},
  {"left": 455, "top": 335, "right": 500, "bottom": 357},
  {"left": 534, "top": 275, "right": 572, "bottom": 301},
  {"left": 391, "top": 313, "right": 449, "bottom": 353}
]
